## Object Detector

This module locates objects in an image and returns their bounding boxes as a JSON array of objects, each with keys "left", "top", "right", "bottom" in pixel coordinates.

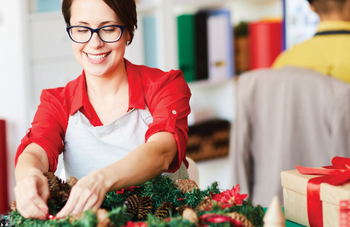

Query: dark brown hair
[
  {"left": 62, "top": 0, "right": 137, "bottom": 45},
  {"left": 308, "top": 0, "right": 346, "bottom": 15}
]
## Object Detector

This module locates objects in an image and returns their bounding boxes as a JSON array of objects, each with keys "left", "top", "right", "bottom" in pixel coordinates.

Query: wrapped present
[
  {"left": 340, "top": 200, "right": 350, "bottom": 227},
  {"left": 281, "top": 157, "right": 350, "bottom": 227}
]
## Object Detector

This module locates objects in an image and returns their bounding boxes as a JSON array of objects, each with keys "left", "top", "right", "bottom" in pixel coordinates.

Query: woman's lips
[{"left": 84, "top": 52, "right": 111, "bottom": 63}]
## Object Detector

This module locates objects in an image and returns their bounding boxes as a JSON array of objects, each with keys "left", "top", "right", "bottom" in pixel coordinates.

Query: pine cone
[
  {"left": 227, "top": 212, "right": 254, "bottom": 227},
  {"left": 66, "top": 176, "right": 78, "bottom": 188},
  {"left": 137, "top": 196, "right": 153, "bottom": 219},
  {"left": 195, "top": 196, "right": 212, "bottom": 212},
  {"left": 97, "top": 208, "right": 115, "bottom": 227},
  {"left": 176, "top": 204, "right": 192, "bottom": 216},
  {"left": 154, "top": 201, "right": 173, "bottom": 219},
  {"left": 182, "top": 208, "right": 198, "bottom": 224},
  {"left": 174, "top": 179, "right": 198, "bottom": 194},
  {"left": 44, "top": 172, "right": 61, "bottom": 196},
  {"left": 124, "top": 195, "right": 140, "bottom": 218},
  {"left": 10, "top": 201, "right": 16, "bottom": 211}
]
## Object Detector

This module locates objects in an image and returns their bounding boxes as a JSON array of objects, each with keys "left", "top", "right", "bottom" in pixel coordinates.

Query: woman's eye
[
  {"left": 78, "top": 29, "right": 89, "bottom": 33},
  {"left": 103, "top": 28, "right": 116, "bottom": 33}
]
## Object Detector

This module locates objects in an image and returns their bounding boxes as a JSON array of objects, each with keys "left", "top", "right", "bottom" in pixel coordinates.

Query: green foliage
[
  {"left": 234, "top": 21, "right": 249, "bottom": 37},
  {"left": 107, "top": 207, "right": 130, "bottom": 226}
]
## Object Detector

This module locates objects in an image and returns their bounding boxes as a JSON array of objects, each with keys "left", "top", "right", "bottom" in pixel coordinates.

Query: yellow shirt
[{"left": 272, "top": 21, "right": 350, "bottom": 83}]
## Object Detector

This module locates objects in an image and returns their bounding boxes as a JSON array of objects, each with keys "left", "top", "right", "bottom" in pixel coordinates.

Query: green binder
[{"left": 177, "top": 14, "right": 196, "bottom": 83}]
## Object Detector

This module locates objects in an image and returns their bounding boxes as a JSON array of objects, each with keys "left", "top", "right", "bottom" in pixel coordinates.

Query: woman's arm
[
  {"left": 14, "top": 143, "right": 50, "bottom": 220},
  {"left": 56, "top": 131, "right": 177, "bottom": 218}
]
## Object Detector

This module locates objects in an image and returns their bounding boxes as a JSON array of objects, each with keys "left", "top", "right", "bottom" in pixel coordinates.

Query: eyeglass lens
[{"left": 69, "top": 26, "right": 122, "bottom": 42}]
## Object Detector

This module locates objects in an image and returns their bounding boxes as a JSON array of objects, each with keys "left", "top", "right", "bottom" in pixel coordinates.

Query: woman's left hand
[{"left": 55, "top": 171, "right": 109, "bottom": 219}]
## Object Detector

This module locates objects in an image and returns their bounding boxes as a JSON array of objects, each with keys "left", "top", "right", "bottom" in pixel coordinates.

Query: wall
[{"left": 0, "top": 0, "right": 29, "bottom": 206}]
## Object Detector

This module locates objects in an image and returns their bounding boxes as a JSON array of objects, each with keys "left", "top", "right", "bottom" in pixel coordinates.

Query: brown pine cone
[
  {"left": 124, "top": 195, "right": 140, "bottom": 218},
  {"left": 137, "top": 196, "right": 153, "bottom": 219},
  {"left": 154, "top": 201, "right": 173, "bottom": 219},
  {"left": 174, "top": 179, "right": 198, "bottom": 194},
  {"left": 227, "top": 212, "right": 254, "bottom": 227},
  {"left": 97, "top": 208, "right": 115, "bottom": 227},
  {"left": 195, "top": 196, "right": 212, "bottom": 212},
  {"left": 44, "top": 172, "right": 61, "bottom": 195},
  {"left": 66, "top": 176, "right": 78, "bottom": 188},
  {"left": 176, "top": 204, "right": 192, "bottom": 216}
]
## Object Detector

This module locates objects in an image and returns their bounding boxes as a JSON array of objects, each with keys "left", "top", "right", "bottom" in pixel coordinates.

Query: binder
[
  {"left": 195, "top": 11, "right": 209, "bottom": 81},
  {"left": 207, "top": 9, "right": 234, "bottom": 81},
  {"left": 177, "top": 14, "right": 196, "bottom": 83}
]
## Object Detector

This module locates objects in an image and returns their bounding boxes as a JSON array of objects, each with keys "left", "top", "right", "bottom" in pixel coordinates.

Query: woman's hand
[
  {"left": 56, "top": 170, "right": 109, "bottom": 219},
  {"left": 14, "top": 169, "right": 49, "bottom": 220}
]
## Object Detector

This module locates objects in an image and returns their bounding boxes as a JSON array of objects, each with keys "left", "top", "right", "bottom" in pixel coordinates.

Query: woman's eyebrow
[{"left": 72, "top": 21, "right": 119, "bottom": 26}]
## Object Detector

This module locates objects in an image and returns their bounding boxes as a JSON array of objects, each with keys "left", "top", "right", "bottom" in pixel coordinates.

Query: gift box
[{"left": 281, "top": 168, "right": 350, "bottom": 227}]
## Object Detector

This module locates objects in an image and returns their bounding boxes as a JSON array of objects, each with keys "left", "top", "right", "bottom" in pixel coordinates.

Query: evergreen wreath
[{"left": 9, "top": 175, "right": 264, "bottom": 227}]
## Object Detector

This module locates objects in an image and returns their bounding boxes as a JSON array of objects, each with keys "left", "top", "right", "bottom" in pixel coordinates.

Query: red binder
[
  {"left": 0, "top": 120, "right": 8, "bottom": 214},
  {"left": 249, "top": 21, "right": 283, "bottom": 69}
]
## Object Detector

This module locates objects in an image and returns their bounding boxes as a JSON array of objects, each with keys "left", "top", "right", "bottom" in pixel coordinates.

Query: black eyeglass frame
[{"left": 66, "top": 25, "right": 125, "bottom": 43}]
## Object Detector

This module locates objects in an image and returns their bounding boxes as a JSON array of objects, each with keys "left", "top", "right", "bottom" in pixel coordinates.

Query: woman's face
[{"left": 70, "top": 0, "right": 130, "bottom": 78}]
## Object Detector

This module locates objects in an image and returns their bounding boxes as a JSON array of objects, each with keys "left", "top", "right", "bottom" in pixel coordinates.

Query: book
[{"left": 177, "top": 14, "right": 196, "bottom": 83}]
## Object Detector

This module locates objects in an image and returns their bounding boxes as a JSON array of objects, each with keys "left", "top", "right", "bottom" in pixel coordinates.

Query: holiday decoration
[
  {"left": 8, "top": 173, "right": 264, "bottom": 227},
  {"left": 263, "top": 196, "right": 285, "bottom": 227},
  {"left": 174, "top": 179, "right": 198, "bottom": 194},
  {"left": 281, "top": 157, "right": 350, "bottom": 227}
]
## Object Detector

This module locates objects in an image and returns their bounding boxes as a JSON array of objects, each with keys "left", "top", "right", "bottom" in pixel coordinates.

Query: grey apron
[{"left": 63, "top": 107, "right": 188, "bottom": 181}]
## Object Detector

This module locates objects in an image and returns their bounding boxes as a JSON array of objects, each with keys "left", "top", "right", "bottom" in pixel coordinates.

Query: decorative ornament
[
  {"left": 195, "top": 196, "right": 212, "bottom": 212},
  {"left": 124, "top": 195, "right": 140, "bottom": 218},
  {"left": 175, "top": 179, "right": 198, "bottom": 194},
  {"left": 154, "top": 201, "right": 174, "bottom": 219},
  {"left": 211, "top": 184, "right": 248, "bottom": 209},
  {"left": 227, "top": 212, "right": 254, "bottom": 227},
  {"left": 263, "top": 196, "right": 286, "bottom": 227},
  {"left": 176, "top": 204, "right": 192, "bottom": 216},
  {"left": 182, "top": 208, "right": 198, "bottom": 224},
  {"left": 96, "top": 208, "right": 114, "bottom": 227},
  {"left": 137, "top": 196, "right": 153, "bottom": 219}
]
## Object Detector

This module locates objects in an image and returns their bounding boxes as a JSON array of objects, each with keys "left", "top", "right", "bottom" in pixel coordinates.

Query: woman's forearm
[
  {"left": 98, "top": 132, "right": 177, "bottom": 191},
  {"left": 15, "top": 143, "right": 50, "bottom": 181}
]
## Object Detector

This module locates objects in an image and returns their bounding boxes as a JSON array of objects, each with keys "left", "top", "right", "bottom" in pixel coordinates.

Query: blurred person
[{"left": 272, "top": 0, "right": 350, "bottom": 83}]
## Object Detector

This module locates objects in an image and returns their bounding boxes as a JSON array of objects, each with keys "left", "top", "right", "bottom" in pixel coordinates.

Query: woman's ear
[{"left": 309, "top": 3, "right": 317, "bottom": 13}]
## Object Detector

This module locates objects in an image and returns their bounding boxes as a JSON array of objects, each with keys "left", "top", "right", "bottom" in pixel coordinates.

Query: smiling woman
[{"left": 13, "top": 0, "right": 191, "bottom": 221}]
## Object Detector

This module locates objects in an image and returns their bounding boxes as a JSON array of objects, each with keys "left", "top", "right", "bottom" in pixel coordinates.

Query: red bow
[
  {"left": 199, "top": 213, "right": 242, "bottom": 227},
  {"left": 296, "top": 156, "right": 350, "bottom": 227}
]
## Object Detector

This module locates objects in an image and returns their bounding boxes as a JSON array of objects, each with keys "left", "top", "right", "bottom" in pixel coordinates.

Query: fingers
[
  {"left": 14, "top": 178, "right": 49, "bottom": 220},
  {"left": 56, "top": 186, "right": 97, "bottom": 219}
]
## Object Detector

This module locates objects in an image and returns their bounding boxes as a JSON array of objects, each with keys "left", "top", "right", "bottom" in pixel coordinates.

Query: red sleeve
[
  {"left": 14, "top": 89, "right": 68, "bottom": 172},
  {"left": 144, "top": 70, "right": 191, "bottom": 172}
]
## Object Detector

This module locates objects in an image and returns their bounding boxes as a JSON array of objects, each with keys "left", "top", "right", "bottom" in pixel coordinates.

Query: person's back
[{"left": 272, "top": 0, "right": 350, "bottom": 83}]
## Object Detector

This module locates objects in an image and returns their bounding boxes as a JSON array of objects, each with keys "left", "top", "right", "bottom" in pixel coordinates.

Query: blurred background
[{"left": 0, "top": 0, "right": 318, "bottom": 213}]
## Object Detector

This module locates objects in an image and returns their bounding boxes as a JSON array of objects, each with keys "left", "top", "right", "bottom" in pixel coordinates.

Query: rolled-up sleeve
[
  {"left": 14, "top": 90, "right": 67, "bottom": 172},
  {"left": 145, "top": 70, "right": 191, "bottom": 172}
]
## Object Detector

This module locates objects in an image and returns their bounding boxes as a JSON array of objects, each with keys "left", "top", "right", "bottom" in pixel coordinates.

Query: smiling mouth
[{"left": 85, "top": 52, "right": 110, "bottom": 60}]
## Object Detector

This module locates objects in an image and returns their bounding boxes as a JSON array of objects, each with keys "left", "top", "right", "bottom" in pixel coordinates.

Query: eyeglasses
[{"left": 66, "top": 25, "right": 125, "bottom": 43}]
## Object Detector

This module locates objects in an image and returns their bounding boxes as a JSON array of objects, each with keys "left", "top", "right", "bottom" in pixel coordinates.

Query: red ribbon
[
  {"left": 296, "top": 156, "right": 350, "bottom": 227},
  {"left": 200, "top": 213, "right": 242, "bottom": 227}
]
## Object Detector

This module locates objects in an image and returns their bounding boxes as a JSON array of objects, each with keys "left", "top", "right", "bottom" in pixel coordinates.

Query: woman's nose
[{"left": 88, "top": 32, "right": 104, "bottom": 48}]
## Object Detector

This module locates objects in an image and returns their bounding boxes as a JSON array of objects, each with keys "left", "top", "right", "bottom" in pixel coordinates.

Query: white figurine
[{"left": 263, "top": 196, "right": 286, "bottom": 227}]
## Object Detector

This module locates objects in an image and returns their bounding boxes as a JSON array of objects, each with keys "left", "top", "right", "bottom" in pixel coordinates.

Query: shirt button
[
  {"left": 172, "top": 110, "right": 177, "bottom": 115},
  {"left": 26, "top": 128, "right": 31, "bottom": 134}
]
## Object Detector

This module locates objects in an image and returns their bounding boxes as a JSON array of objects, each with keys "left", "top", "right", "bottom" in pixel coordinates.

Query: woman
[{"left": 14, "top": 0, "right": 191, "bottom": 220}]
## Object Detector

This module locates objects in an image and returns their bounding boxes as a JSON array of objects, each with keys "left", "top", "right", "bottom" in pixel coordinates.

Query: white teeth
[{"left": 86, "top": 53, "right": 108, "bottom": 60}]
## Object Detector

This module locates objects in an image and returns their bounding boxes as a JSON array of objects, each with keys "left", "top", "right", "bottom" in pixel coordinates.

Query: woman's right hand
[{"left": 14, "top": 169, "right": 50, "bottom": 220}]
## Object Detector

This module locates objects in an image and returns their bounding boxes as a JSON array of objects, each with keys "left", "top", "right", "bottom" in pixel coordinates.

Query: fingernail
[
  {"left": 40, "top": 215, "right": 46, "bottom": 220},
  {"left": 42, "top": 207, "right": 49, "bottom": 214}
]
